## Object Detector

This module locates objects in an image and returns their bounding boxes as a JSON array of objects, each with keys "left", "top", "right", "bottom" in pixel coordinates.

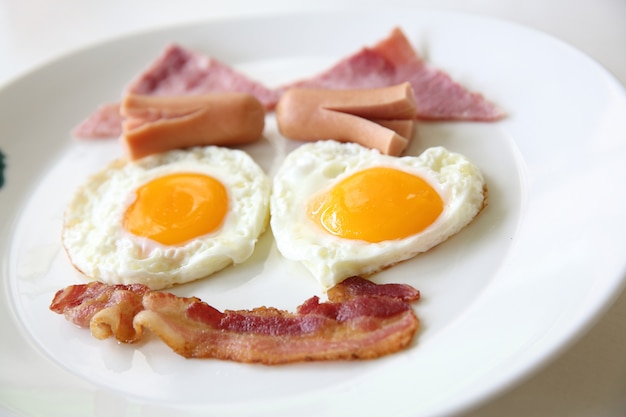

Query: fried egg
[
  {"left": 63, "top": 146, "right": 270, "bottom": 290},
  {"left": 270, "top": 140, "right": 486, "bottom": 290}
]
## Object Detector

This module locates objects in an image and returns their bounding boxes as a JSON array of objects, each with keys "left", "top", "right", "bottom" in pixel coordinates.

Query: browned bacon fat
[
  {"left": 120, "top": 93, "right": 265, "bottom": 160},
  {"left": 276, "top": 83, "right": 417, "bottom": 156},
  {"left": 50, "top": 277, "right": 420, "bottom": 364},
  {"left": 50, "top": 282, "right": 150, "bottom": 343}
]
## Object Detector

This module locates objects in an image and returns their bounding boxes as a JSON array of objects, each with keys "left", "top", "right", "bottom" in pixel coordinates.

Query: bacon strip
[{"left": 50, "top": 277, "right": 420, "bottom": 364}]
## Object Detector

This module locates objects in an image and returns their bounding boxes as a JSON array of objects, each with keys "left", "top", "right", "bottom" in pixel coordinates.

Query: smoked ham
[
  {"left": 72, "top": 27, "right": 504, "bottom": 140},
  {"left": 73, "top": 44, "right": 279, "bottom": 139},
  {"left": 49, "top": 277, "right": 420, "bottom": 364},
  {"left": 278, "top": 27, "right": 505, "bottom": 121}
]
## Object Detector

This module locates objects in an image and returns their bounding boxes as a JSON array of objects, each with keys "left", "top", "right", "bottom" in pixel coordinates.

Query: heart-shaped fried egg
[{"left": 270, "top": 140, "right": 487, "bottom": 289}]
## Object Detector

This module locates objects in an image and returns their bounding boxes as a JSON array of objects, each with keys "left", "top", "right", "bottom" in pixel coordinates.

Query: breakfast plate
[{"left": 1, "top": 9, "right": 626, "bottom": 417}]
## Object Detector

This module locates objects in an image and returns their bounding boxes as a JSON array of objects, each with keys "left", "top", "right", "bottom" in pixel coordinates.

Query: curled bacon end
[
  {"left": 50, "top": 282, "right": 149, "bottom": 343},
  {"left": 50, "top": 277, "right": 421, "bottom": 364}
]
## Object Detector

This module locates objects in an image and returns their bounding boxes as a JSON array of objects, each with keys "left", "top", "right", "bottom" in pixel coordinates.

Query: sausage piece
[
  {"left": 275, "top": 82, "right": 417, "bottom": 156},
  {"left": 120, "top": 93, "right": 265, "bottom": 160}
]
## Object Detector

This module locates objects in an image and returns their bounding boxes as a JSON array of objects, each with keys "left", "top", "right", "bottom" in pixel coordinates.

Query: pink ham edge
[{"left": 72, "top": 102, "right": 124, "bottom": 139}]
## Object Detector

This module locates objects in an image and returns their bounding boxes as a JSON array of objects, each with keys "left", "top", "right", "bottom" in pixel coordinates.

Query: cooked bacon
[
  {"left": 50, "top": 281, "right": 149, "bottom": 342},
  {"left": 137, "top": 278, "right": 419, "bottom": 363},
  {"left": 50, "top": 277, "right": 420, "bottom": 364},
  {"left": 278, "top": 27, "right": 505, "bottom": 121},
  {"left": 73, "top": 44, "right": 279, "bottom": 139},
  {"left": 326, "top": 276, "right": 421, "bottom": 303}
]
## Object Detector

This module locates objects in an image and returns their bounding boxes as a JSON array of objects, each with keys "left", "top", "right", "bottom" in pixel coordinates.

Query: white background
[{"left": 1, "top": 1, "right": 625, "bottom": 416}]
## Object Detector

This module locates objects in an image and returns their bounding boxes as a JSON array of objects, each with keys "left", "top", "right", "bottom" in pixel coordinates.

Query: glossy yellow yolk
[
  {"left": 124, "top": 173, "right": 228, "bottom": 245},
  {"left": 308, "top": 167, "right": 443, "bottom": 243}
]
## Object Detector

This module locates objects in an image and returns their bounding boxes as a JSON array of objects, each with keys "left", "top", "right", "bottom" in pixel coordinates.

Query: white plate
[{"left": 2, "top": 9, "right": 626, "bottom": 417}]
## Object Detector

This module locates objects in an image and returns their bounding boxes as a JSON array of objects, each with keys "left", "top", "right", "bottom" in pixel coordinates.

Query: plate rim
[{"left": 2, "top": 8, "right": 626, "bottom": 417}]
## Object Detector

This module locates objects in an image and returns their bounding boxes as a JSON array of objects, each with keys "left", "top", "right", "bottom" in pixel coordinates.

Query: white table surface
[{"left": 1, "top": 1, "right": 625, "bottom": 416}]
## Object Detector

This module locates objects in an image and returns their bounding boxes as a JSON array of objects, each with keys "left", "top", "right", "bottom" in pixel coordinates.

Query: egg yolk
[
  {"left": 124, "top": 173, "right": 228, "bottom": 245},
  {"left": 308, "top": 167, "right": 443, "bottom": 243}
]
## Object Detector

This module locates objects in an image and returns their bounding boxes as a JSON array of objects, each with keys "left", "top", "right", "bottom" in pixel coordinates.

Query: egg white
[
  {"left": 270, "top": 140, "right": 487, "bottom": 290},
  {"left": 62, "top": 146, "right": 270, "bottom": 290}
]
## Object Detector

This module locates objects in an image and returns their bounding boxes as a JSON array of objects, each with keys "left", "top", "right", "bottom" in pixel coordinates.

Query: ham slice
[
  {"left": 278, "top": 27, "right": 505, "bottom": 121},
  {"left": 49, "top": 277, "right": 420, "bottom": 364},
  {"left": 73, "top": 27, "right": 504, "bottom": 139},
  {"left": 73, "top": 44, "right": 280, "bottom": 139},
  {"left": 127, "top": 44, "right": 279, "bottom": 106}
]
